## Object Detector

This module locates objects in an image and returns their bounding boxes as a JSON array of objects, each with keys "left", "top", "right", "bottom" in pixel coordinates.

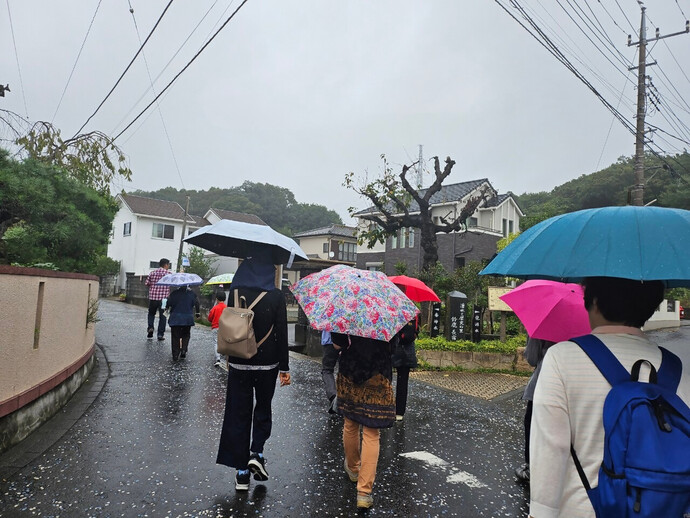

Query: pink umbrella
[
  {"left": 388, "top": 275, "right": 441, "bottom": 303},
  {"left": 499, "top": 279, "right": 591, "bottom": 343}
]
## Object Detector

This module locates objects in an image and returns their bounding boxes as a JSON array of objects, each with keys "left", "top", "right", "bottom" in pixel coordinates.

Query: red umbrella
[
  {"left": 499, "top": 279, "right": 591, "bottom": 343},
  {"left": 388, "top": 275, "right": 441, "bottom": 303}
]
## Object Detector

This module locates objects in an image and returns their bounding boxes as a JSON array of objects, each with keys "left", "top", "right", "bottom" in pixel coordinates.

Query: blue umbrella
[
  {"left": 156, "top": 272, "right": 204, "bottom": 287},
  {"left": 480, "top": 206, "right": 690, "bottom": 287}
]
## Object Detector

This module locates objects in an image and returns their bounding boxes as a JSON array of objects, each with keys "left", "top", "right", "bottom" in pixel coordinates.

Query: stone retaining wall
[{"left": 418, "top": 346, "right": 533, "bottom": 373}]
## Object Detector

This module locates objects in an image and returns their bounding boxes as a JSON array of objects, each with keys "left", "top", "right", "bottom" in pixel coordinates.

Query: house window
[
  {"left": 508, "top": 220, "right": 514, "bottom": 234},
  {"left": 123, "top": 222, "right": 131, "bottom": 236},
  {"left": 468, "top": 217, "right": 478, "bottom": 228},
  {"left": 391, "top": 232, "right": 398, "bottom": 249},
  {"left": 338, "top": 242, "right": 356, "bottom": 262},
  {"left": 502, "top": 218, "right": 508, "bottom": 237},
  {"left": 149, "top": 261, "right": 159, "bottom": 269},
  {"left": 399, "top": 228, "right": 406, "bottom": 248},
  {"left": 408, "top": 228, "right": 415, "bottom": 248},
  {"left": 323, "top": 243, "right": 329, "bottom": 254},
  {"left": 455, "top": 256, "right": 466, "bottom": 269},
  {"left": 152, "top": 223, "right": 174, "bottom": 240},
  {"left": 188, "top": 228, "right": 196, "bottom": 236}
]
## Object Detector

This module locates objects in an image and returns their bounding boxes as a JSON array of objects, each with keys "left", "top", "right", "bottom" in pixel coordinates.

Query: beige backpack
[{"left": 217, "top": 290, "right": 273, "bottom": 359}]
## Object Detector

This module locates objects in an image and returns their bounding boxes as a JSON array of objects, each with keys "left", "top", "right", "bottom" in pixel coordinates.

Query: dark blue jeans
[
  {"left": 147, "top": 299, "right": 166, "bottom": 337},
  {"left": 217, "top": 366, "right": 279, "bottom": 470}
]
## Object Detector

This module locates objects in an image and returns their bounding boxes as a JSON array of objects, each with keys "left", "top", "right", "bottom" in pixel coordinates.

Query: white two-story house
[
  {"left": 108, "top": 194, "right": 204, "bottom": 289},
  {"left": 353, "top": 179, "right": 522, "bottom": 275}
]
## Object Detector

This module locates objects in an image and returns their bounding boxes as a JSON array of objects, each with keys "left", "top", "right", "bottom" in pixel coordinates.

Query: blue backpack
[{"left": 569, "top": 335, "right": 690, "bottom": 518}]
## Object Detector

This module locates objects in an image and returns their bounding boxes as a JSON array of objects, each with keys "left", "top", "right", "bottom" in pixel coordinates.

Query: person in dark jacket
[
  {"left": 216, "top": 251, "right": 290, "bottom": 492},
  {"left": 332, "top": 332, "right": 395, "bottom": 510},
  {"left": 166, "top": 285, "right": 200, "bottom": 361},
  {"left": 392, "top": 318, "right": 418, "bottom": 420}
]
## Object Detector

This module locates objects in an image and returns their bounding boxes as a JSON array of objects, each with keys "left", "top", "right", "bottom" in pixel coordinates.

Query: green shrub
[{"left": 416, "top": 334, "right": 526, "bottom": 355}]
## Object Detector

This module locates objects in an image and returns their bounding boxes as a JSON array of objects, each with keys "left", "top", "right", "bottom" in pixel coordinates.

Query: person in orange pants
[{"left": 332, "top": 332, "right": 395, "bottom": 509}]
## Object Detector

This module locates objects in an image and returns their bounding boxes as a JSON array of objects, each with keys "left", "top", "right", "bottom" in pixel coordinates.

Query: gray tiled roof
[
  {"left": 189, "top": 214, "right": 209, "bottom": 227},
  {"left": 352, "top": 179, "right": 492, "bottom": 216},
  {"left": 210, "top": 208, "right": 266, "bottom": 225},
  {"left": 293, "top": 224, "right": 357, "bottom": 239},
  {"left": 120, "top": 194, "right": 195, "bottom": 223},
  {"left": 484, "top": 193, "right": 510, "bottom": 208}
]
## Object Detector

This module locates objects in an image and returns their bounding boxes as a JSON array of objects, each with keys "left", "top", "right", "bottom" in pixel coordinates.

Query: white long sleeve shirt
[{"left": 529, "top": 326, "right": 690, "bottom": 517}]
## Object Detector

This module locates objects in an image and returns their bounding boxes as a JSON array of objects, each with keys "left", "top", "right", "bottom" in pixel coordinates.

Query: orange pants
[{"left": 343, "top": 417, "right": 380, "bottom": 495}]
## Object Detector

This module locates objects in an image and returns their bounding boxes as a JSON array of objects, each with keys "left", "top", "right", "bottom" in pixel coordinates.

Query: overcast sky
[{"left": 2, "top": 1, "right": 689, "bottom": 223}]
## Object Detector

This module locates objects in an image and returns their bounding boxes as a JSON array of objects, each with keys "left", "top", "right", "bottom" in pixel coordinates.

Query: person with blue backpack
[{"left": 528, "top": 276, "right": 690, "bottom": 518}]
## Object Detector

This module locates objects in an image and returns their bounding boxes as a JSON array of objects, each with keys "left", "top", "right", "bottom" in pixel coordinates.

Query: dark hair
[
  {"left": 216, "top": 292, "right": 226, "bottom": 302},
  {"left": 159, "top": 258, "right": 170, "bottom": 267},
  {"left": 582, "top": 277, "right": 665, "bottom": 328}
]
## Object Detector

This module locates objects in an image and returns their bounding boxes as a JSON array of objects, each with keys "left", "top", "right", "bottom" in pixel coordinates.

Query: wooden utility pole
[
  {"left": 628, "top": 8, "right": 689, "bottom": 206},
  {"left": 176, "top": 196, "right": 190, "bottom": 272}
]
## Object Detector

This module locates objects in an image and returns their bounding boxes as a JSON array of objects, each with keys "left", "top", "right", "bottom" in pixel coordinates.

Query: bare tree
[{"left": 345, "top": 155, "right": 490, "bottom": 272}]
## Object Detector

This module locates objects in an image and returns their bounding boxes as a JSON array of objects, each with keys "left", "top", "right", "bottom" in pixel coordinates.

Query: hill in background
[
  {"left": 516, "top": 152, "right": 690, "bottom": 229},
  {"left": 130, "top": 180, "right": 342, "bottom": 237}
]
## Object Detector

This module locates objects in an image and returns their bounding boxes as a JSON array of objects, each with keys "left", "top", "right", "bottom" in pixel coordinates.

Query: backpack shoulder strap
[
  {"left": 246, "top": 291, "right": 268, "bottom": 311},
  {"left": 256, "top": 325, "right": 274, "bottom": 346},
  {"left": 657, "top": 347, "right": 682, "bottom": 392},
  {"left": 233, "top": 290, "right": 240, "bottom": 308},
  {"left": 570, "top": 334, "right": 630, "bottom": 386}
]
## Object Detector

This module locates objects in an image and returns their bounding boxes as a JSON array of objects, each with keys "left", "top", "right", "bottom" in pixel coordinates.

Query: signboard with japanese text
[
  {"left": 430, "top": 303, "right": 442, "bottom": 338},
  {"left": 488, "top": 287, "right": 513, "bottom": 312}
]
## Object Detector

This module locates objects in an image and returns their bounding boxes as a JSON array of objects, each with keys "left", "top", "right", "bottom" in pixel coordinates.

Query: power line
[
  {"left": 52, "top": 0, "right": 103, "bottom": 123},
  {"left": 126, "top": 0, "right": 185, "bottom": 190},
  {"left": 113, "top": 0, "right": 250, "bottom": 142},
  {"left": 110, "top": 0, "right": 225, "bottom": 136},
  {"left": 72, "top": 0, "right": 175, "bottom": 138},
  {"left": 674, "top": 0, "right": 688, "bottom": 19},
  {"left": 613, "top": 0, "right": 637, "bottom": 33},
  {"left": 5, "top": 0, "right": 29, "bottom": 117}
]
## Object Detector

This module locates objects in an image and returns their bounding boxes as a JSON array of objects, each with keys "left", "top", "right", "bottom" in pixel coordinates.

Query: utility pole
[
  {"left": 628, "top": 7, "right": 689, "bottom": 206},
  {"left": 176, "top": 196, "right": 190, "bottom": 272},
  {"left": 416, "top": 145, "right": 424, "bottom": 189}
]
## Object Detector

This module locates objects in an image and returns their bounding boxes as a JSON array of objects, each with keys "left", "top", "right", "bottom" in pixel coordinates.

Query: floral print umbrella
[{"left": 290, "top": 265, "right": 420, "bottom": 341}]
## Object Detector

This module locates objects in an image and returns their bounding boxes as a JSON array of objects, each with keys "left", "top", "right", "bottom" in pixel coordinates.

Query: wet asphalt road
[{"left": 1, "top": 299, "right": 536, "bottom": 517}]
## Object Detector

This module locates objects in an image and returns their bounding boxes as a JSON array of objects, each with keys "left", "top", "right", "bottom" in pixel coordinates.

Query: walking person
[
  {"left": 514, "top": 336, "right": 554, "bottom": 483},
  {"left": 529, "top": 277, "right": 690, "bottom": 517},
  {"left": 321, "top": 330, "right": 340, "bottom": 414},
  {"left": 332, "top": 332, "right": 396, "bottom": 509},
  {"left": 145, "top": 258, "right": 171, "bottom": 341},
  {"left": 207, "top": 291, "right": 228, "bottom": 369},
  {"left": 392, "top": 317, "right": 418, "bottom": 421},
  {"left": 167, "top": 285, "right": 200, "bottom": 361},
  {"left": 216, "top": 251, "right": 291, "bottom": 492}
]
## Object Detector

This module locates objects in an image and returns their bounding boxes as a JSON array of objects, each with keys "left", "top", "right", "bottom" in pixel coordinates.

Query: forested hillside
[
  {"left": 516, "top": 152, "right": 690, "bottom": 229},
  {"left": 131, "top": 181, "right": 342, "bottom": 236}
]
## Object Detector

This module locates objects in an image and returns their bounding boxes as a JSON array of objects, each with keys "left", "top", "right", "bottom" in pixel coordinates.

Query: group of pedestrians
[{"left": 145, "top": 257, "right": 200, "bottom": 361}]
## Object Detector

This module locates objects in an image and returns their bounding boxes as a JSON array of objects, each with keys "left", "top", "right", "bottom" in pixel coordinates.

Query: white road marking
[
  {"left": 446, "top": 471, "right": 488, "bottom": 488},
  {"left": 400, "top": 450, "right": 487, "bottom": 488},
  {"left": 400, "top": 451, "right": 448, "bottom": 466}
]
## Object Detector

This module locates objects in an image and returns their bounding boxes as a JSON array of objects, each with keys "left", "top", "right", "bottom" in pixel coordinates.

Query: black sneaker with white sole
[
  {"left": 248, "top": 453, "right": 269, "bottom": 481},
  {"left": 235, "top": 471, "right": 250, "bottom": 491}
]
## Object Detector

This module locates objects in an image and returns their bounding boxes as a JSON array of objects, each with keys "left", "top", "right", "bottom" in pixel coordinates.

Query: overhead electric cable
[
  {"left": 73, "top": 0, "right": 175, "bottom": 138},
  {"left": 5, "top": 0, "right": 29, "bottom": 117},
  {"left": 613, "top": 0, "right": 637, "bottom": 32},
  {"left": 52, "top": 0, "right": 103, "bottom": 123},
  {"left": 113, "top": 0, "right": 250, "bottom": 142},
  {"left": 126, "top": 0, "right": 185, "bottom": 190},
  {"left": 110, "top": 0, "right": 224, "bottom": 136},
  {"left": 594, "top": 0, "right": 628, "bottom": 35}
]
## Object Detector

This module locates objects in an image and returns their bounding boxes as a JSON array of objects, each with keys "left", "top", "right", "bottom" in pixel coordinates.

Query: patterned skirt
[{"left": 337, "top": 372, "right": 395, "bottom": 428}]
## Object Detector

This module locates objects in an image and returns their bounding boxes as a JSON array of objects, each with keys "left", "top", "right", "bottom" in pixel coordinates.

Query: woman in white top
[{"left": 528, "top": 277, "right": 690, "bottom": 518}]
